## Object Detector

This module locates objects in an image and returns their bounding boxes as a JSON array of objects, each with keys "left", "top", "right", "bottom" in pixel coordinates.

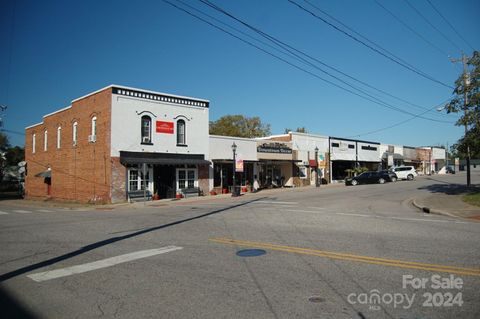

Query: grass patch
[{"left": 463, "top": 192, "right": 480, "bottom": 207}]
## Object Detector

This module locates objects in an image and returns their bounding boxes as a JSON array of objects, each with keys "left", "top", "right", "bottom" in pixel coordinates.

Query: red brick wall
[
  {"left": 111, "top": 157, "right": 126, "bottom": 203},
  {"left": 198, "top": 164, "right": 210, "bottom": 195},
  {"left": 25, "top": 88, "right": 112, "bottom": 203}
]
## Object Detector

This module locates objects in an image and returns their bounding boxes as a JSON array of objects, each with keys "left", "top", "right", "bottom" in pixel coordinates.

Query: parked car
[
  {"left": 381, "top": 170, "right": 398, "bottom": 182},
  {"left": 389, "top": 166, "right": 418, "bottom": 180},
  {"left": 345, "top": 171, "right": 397, "bottom": 186},
  {"left": 446, "top": 166, "right": 456, "bottom": 174}
]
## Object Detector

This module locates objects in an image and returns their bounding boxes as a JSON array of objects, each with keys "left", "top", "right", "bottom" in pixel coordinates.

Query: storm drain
[
  {"left": 308, "top": 296, "right": 326, "bottom": 303},
  {"left": 236, "top": 249, "right": 267, "bottom": 257}
]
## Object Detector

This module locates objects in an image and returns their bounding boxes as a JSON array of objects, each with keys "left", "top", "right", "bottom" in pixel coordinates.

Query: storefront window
[
  {"left": 299, "top": 166, "right": 307, "bottom": 179},
  {"left": 128, "top": 168, "right": 150, "bottom": 191},
  {"left": 129, "top": 170, "right": 139, "bottom": 191},
  {"left": 177, "top": 168, "right": 196, "bottom": 189},
  {"left": 187, "top": 170, "right": 195, "bottom": 188},
  {"left": 213, "top": 164, "right": 222, "bottom": 187}
]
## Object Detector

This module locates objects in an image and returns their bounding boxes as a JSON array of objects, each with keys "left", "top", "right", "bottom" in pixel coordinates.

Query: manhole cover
[
  {"left": 308, "top": 296, "right": 325, "bottom": 303},
  {"left": 236, "top": 249, "right": 267, "bottom": 257}
]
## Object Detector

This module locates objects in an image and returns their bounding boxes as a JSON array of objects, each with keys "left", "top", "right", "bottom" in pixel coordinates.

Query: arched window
[
  {"left": 73, "top": 121, "right": 78, "bottom": 146},
  {"left": 32, "top": 133, "right": 36, "bottom": 153},
  {"left": 44, "top": 130, "right": 48, "bottom": 151},
  {"left": 91, "top": 116, "right": 97, "bottom": 137},
  {"left": 141, "top": 116, "right": 151, "bottom": 144},
  {"left": 177, "top": 120, "right": 186, "bottom": 145},
  {"left": 57, "top": 126, "right": 61, "bottom": 149}
]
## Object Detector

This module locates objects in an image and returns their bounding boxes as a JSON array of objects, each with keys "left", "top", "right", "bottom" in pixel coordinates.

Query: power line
[
  {"left": 161, "top": 0, "right": 406, "bottom": 118},
  {"left": 374, "top": 0, "right": 451, "bottom": 57},
  {"left": 288, "top": 0, "right": 454, "bottom": 90},
  {"left": 1, "top": 129, "right": 24, "bottom": 136},
  {"left": 425, "top": 0, "right": 475, "bottom": 52},
  {"left": 347, "top": 97, "right": 454, "bottom": 138},
  {"left": 194, "top": 0, "right": 453, "bottom": 122},
  {"left": 403, "top": 0, "right": 463, "bottom": 52}
]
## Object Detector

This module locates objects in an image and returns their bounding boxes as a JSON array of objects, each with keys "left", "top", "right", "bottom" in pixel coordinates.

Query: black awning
[
  {"left": 35, "top": 170, "right": 51, "bottom": 178},
  {"left": 120, "top": 151, "right": 210, "bottom": 166},
  {"left": 257, "top": 159, "right": 302, "bottom": 164},
  {"left": 211, "top": 159, "right": 259, "bottom": 163}
]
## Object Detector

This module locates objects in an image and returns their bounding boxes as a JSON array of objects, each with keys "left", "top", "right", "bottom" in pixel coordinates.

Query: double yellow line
[{"left": 210, "top": 238, "right": 480, "bottom": 277}]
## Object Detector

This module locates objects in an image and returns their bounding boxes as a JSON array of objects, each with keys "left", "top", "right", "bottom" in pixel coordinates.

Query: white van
[{"left": 389, "top": 166, "right": 418, "bottom": 180}]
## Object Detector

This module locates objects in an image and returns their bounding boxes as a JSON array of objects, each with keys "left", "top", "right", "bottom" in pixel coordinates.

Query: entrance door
[{"left": 155, "top": 166, "right": 176, "bottom": 199}]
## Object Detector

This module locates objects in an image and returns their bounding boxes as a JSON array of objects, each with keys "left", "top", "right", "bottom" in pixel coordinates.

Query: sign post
[{"left": 142, "top": 163, "right": 147, "bottom": 204}]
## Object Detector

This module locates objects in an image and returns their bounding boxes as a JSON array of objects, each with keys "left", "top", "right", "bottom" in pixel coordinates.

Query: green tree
[
  {"left": 210, "top": 115, "right": 271, "bottom": 138},
  {"left": 0, "top": 132, "right": 11, "bottom": 180},
  {"left": 284, "top": 127, "right": 308, "bottom": 134},
  {"left": 443, "top": 51, "right": 480, "bottom": 158},
  {"left": 0, "top": 132, "right": 25, "bottom": 181},
  {"left": 6, "top": 146, "right": 25, "bottom": 166}
]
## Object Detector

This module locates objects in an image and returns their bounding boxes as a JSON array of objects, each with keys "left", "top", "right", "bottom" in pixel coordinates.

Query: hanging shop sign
[
  {"left": 156, "top": 121, "right": 174, "bottom": 134},
  {"left": 257, "top": 142, "right": 292, "bottom": 154},
  {"left": 318, "top": 154, "right": 326, "bottom": 167},
  {"left": 235, "top": 159, "right": 244, "bottom": 173}
]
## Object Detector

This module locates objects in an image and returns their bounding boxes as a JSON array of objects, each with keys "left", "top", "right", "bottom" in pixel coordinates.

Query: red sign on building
[{"left": 156, "top": 121, "right": 174, "bottom": 134}]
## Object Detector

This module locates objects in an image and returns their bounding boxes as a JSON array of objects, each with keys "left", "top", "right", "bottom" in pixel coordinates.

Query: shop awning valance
[
  {"left": 120, "top": 151, "right": 210, "bottom": 166},
  {"left": 258, "top": 159, "right": 302, "bottom": 164}
]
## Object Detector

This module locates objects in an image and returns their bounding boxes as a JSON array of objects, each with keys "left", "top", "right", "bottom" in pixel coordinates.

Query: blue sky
[{"left": 1, "top": 0, "right": 478, "bottom": 147}]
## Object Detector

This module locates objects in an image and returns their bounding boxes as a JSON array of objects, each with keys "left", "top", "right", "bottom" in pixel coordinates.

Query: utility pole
[
  {"left": 451, "top": 53, "right": 471, "bottom": 187},
  {"left": 446, "top": 142, "right": 449, "bottom": 171}
]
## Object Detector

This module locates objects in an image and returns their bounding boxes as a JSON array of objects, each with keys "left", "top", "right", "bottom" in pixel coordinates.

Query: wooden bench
[
  {"left": 128, "top": 190, "right": 152, "bottom": 202},
  {"left": 180, "top": 187, "right": 202, "bottom": 198}
]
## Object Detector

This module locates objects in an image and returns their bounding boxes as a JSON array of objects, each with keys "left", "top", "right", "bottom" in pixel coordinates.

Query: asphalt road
[{"left": 0, "top": 172, "right": 479, "bottom": 319}]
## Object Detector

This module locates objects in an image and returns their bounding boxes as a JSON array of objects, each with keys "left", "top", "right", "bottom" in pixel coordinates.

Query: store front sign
[
  {"left": 156, "top": 121, "right": 174, "bottom": 134},
  {"left": 257, "top": 142, "right": 292, "bottom": 154},
  {"left": 235, "top": 159, "right": 244, "bottom": 172}
]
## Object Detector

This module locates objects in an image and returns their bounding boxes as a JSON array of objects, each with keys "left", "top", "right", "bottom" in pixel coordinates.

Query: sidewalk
[
  {"left": 120, "top": 183, "right": 345, "bottom": 210},
  {"left": 0, "top": 183, "right": 344, "bottom": 211},
  {"left": 412, "top": 192, "right": 480, "bottom": 221}
]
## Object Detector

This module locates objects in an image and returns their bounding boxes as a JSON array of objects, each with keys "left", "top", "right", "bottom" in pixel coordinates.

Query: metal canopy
[
  {"left": 35, "top": 170, "right": 51, "bottom": 178},
  {"left": 120, "top": 151, "right": 210, "bottom": 166}
]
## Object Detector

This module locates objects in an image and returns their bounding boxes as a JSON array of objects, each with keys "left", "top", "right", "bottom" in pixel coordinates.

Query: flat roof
[
  {"left": 209, "top": 135, "right": 257, "bottom": 142},
  {"left": 329, "top": 136, "right": 380, "bottom": 145},
  {"left": 72, "top": 84, "right": 210, "bottom": 104}
]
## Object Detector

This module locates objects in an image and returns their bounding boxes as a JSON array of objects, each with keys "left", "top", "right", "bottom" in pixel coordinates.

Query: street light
[
  {"left": 231, "top": 142, "right": 238, "bottom": 197},
  {"left": 315, "top": 146, "right": 320, "bottom": 187}
]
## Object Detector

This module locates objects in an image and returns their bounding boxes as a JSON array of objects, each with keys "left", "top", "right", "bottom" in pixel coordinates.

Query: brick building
[{"left": 25, "top": 85, "right": 210, "bottom": 203}]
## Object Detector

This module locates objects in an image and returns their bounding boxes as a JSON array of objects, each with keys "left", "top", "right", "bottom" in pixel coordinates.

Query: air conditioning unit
[
  {"left": 142, "top": 136, "right": 150, "bottom": 143},
  {"left": 88, "top": 135, "right": 96, "bottom": 143}
]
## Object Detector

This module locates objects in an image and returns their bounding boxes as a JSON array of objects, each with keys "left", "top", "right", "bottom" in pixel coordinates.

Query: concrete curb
[{"left": 411, "top": 197, "right": 467, "bottom": 219}]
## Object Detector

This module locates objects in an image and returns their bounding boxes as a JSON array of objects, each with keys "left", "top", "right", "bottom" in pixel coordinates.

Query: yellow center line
[{"left": 210, "top": 238, "right": 480, "bottom": 277}]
